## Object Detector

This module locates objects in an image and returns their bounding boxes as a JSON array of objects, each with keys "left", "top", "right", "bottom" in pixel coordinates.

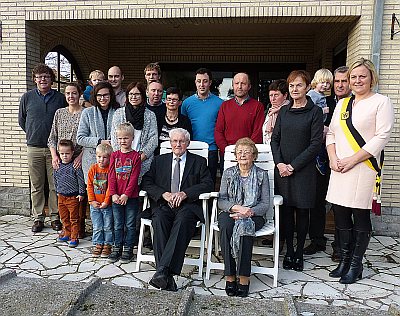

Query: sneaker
[
  {"left": 57, "top": 235, "right": 70, "bottom": 243},
  {"left": 101, "top": 245, "right": 112, "bottom": 258},
  {"left": 108, "top": 246, "right": 122, "bottom": 263},
  {"left": 120, "top": 247, "right": 134, "bottom": 263},
  {"left": 68, "top": 239, "right": 79, "bottom": 248},
  {"left": 92, "top": 244, "right": 103, "bottom": 257}
]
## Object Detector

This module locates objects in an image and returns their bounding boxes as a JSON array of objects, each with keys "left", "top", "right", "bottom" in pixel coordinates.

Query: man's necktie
[{"left": 171, "top": 157, "right": 181, "bottom": 193}]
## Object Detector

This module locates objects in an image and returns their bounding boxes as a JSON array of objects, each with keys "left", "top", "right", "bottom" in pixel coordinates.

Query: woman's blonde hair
[
  {"left": 234, "top": 137, "right": 258, "bottom": 160},
  {"left": 311, "top": 68, "right": 333, "bottom": 88},
  {"left": 348, "top": 58, "right": 379, "bottom": 88}
]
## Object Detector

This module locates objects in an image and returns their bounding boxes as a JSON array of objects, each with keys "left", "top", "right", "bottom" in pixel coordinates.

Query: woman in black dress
[{"left": 270, "top": 70, "right": 323, "bottom": 271}]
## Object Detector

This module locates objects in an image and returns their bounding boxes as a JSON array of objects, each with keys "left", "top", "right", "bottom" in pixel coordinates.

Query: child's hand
[
  {"left": 77, "top": 195, "right": 84, "bottom": 202},
  {"left": 119, "top": 194, "right": 128, "bottom": 205},
  {"left": 90, "top": 201, "right": 101, "bottom": 208},
  {"left": 100, "top": 202, "right": 108, "bottom": 209},
  {"left": 323, "top": 107, "right": 330, "bottom": 114},
  {"left": 112, "top": 194, "right": 120, "bottom": 204}
]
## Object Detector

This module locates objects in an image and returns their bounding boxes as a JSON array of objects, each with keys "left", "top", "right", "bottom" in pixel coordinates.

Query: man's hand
[{"left": 170, "top": 192, "right": 187, "bottom": 208}]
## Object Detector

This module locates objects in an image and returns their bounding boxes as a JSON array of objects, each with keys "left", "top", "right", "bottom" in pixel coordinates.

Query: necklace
[{"left": 165, "top": 114, "right": 178, "bottom": 124}]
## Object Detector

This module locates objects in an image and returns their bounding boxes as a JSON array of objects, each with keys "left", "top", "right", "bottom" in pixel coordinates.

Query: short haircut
[
  {"left": 116, "top": 122, "right": 134, "bottom": 136},
  {"left": 125, "top": 81, "right": 146, "bottom": 105},
  {"left": 58, "top": 139, "right": 74, "bottom": 151},
  {"left": 334, "top": 66, "right": 349, "bottom": 76},
  {"left": 348, "top": 58, "right": 379, "bottom": 88},
  {"left": 234, "top": 137, "right": 258, "bottom": 160},
  {"left": 166, "top": 87, "right": 182, "bottom": 100},
  {"left": 169, "top": 128, "right": 190, "bottom": 143},
  {"left": 32, "top": 63, "right": 56, "bottom": 83},
  {"left": 195, "top": 68, "right": 213, "bottom": 81},
  {"left": 269, "top": 79, "right": 289, "bottom": 96},
  {"left": 90, "top": 81, "right": 120, "bottom": 109},
  {"left": 144, "top": 62, "right": 161, "bottom": 75},
  {"left": 89, "top": 70, "right": 105, "bottom": 80},
  {"left": 287, "top": 70, "right": 312, "bottom": 86},
  {"left": 233, "top": 72, "right": 251, "bottom": 85},
  {"left": 96, "top": 143, "right": 113, "bottom": 156},
  {"left": 65, "top": 81, "right": 83, "bottom": 95},
  {"left": 147, "top": 80, "right": 163, "bottom": 90},
  {"left": 311, "top": 68, "right": 333, "bottom": 88}
]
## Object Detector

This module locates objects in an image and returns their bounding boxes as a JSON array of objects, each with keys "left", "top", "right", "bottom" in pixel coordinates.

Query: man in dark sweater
[{"left": 18, "top": 63, "right": 66, "bottom": 233}]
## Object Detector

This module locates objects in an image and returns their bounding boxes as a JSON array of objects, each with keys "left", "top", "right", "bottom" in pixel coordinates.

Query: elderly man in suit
[{"left": 142, "top": 128, "right": 213, "bottom": 291}]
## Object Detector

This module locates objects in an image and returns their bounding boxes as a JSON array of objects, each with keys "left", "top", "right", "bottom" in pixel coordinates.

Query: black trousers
[
  {"left": 308, "top": 169, "right": 329, "bottom": 245},
  {"left": 152, "top": 204, "right": 201, "bottom": 275},
  {"left": 282, "top": 206, "right": 309, "bottom": 258},
  {"left": 218, "top": 212, "right": 265, "bottom": 277},
  {"left": 333, "top": 204, "right": 372, "bottom": 232}
]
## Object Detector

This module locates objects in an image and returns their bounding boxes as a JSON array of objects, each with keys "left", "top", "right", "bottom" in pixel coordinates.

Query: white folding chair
[
  {"left": 135, "top": 141, "right": 211, "bottom": 277},
  {"left": 205, "top": 144, "right": 283, "bottom": 287}
]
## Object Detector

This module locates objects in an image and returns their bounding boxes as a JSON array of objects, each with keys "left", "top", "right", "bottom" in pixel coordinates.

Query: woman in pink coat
[{"left": 326, "top": 58, "right": 394, "bottom": 284}]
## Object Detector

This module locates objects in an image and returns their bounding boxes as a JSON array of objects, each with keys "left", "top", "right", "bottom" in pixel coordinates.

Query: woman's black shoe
[
  {"left": 293, "top": 257, "right": 304, "bottom": 271},
  {"left": 283, "top": 255, "right": 294, "bottom": 270},
  {"left": 225, "top": 280, "right": 237, "bottom": 296},
  {"left": 236, "top": 283, "right": 250, "bottom": 298}
]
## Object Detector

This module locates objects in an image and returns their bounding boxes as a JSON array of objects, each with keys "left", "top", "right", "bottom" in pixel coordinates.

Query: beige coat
[{"left": 326, "top": 93, "right": 394, "bottom": 209}]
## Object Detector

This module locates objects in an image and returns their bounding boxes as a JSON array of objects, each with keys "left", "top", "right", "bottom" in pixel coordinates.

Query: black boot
[
  {"left": 329, "top": 228, "right": 352, "bottom": 278},
  {"left": 340, "top": 231, "right": 370, "bottom": 284}
]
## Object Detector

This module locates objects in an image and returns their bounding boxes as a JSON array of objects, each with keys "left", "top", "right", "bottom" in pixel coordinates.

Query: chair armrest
[
  {"left": 199, "top": 193, "right": 211, "bottom": 200},
  {"left": 273, "top": 195, "right": 283, "bottom": 206},
  {"left": 139, "top": 190, "right": 147, "bottom": 197},
  {"left": 209, "top": 192, "right": 219, "bottom": 198}
]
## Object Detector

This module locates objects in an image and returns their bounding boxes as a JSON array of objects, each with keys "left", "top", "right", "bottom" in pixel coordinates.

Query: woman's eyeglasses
[{"left": 96, "top": 93, "right": 110, "bottom": 99}]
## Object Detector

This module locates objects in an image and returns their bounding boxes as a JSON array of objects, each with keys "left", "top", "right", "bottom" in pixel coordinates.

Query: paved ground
[{"left": 0, "top": 214, "right": 399, "bottom": 315}]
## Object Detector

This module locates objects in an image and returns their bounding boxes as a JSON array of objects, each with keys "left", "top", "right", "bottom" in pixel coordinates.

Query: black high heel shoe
[
  {"left": 225, "top": 280, "right": 237, "bottom": 296},
  {"left": 283, "top": 255, "right": 294, "bottom": 270},
  {"left": 236, "top": 282, "right": 250, "bottom": 298}
]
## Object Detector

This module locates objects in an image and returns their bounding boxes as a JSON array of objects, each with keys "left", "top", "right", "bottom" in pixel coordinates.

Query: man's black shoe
[
  {"left": 165, "top": 275, "right": 178, "bottom": 292},
  {"left": 51, "top": 220, "right": 62, "bottom": 231},
  {"left": 149, "top": 268, "right": 169, "bottom": 290},
  {"left": 303, "top": 243, "right": 326, "bottom": 255},
  {"left": 32, "top": 221, "right": 44, "bottom": 233}
]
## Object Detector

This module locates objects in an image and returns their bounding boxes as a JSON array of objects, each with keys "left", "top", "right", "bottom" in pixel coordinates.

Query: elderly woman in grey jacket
[
  {"left": 218, "top": 137, "right": 270, "bottom": 298},
  {"left": 111, "top": 82, "right": 158, "bottom": 183},
  {"left": 77, "top": 81, "right": 120, "bottom": 183}
]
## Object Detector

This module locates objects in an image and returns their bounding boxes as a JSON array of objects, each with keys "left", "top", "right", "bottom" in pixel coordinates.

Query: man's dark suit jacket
[{"left": 141, "top": 151, "right": 213, "bottom": 221}]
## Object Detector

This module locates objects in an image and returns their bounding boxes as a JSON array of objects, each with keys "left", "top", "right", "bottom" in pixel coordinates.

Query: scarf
[
  {"left": 265, "top": 99, "right": 290, "bottom": 134},
  {"left": 228, "top": 164, "right": 261, "bottom": 208},
  {"left": 231, "top": 217, "right": 256, "bottom": 259},
  {"left": 125, "top": 103, "right": 145, "bottom": 130}
]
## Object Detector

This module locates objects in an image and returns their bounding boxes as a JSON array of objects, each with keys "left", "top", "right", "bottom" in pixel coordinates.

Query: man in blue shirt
[{"left": 181, "top": 68, "right": 223, "bottom": 186}]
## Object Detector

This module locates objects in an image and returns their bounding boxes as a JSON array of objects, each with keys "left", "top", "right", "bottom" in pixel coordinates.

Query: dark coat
[
  {"left": 141, "top": 151, "right": 213, "bottom": 221},
  {"left": 270, "top": 96, "right": 323, "bottom": 208}
]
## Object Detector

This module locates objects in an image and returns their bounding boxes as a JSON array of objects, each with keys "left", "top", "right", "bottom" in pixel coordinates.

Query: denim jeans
[
  {"left": 90, "top": 205, "right": 113, "bottom": 246},
  {"left": 112, "top": 198, "right": 138, "bottom": 248}
]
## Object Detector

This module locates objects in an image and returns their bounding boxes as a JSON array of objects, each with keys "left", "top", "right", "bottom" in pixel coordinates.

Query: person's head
[
  {"left": 96, "top": 143, "right": 113, "bottom": 169},
  {"left": 144, "top": 62, "right": 162, "bottom": 84},
  {"left": 147, "top": 80, "right": 163, "bottom": 106},
  {"left": 232, "top": 72, "right": 251, "bottom": 99},
  {"left": 234, "top": 137, "right": 258, "bottom": 166},
  {"left": 333, "top": 66, "right": 351, "bottom": 99},
  {"left": 126, "top": 82, "right": 146, "bottom": 107},
  {"left": 116, "top": 122, "right": 134, "bottom": 151},
  {"left": 348, "top": 58, "right": 378, "bottom": 96},
  {"left": 311, "top": 68, "right": 333, "bottom": 93},
  {"left": 57, "top": 139, "right": 74, "bottom": 164},
  {"left": 89, "top": 70, "right": 105, "bottom": 87},
  {"left": 64, "top": 82, "right": 83, "bottom": 107},
  {"left": 169, "top": 128, "right": 190, "bottom": 157},
  {"left": 195, "top": 68, "right": 213, "bottom": 98},
  {"left": 90, "top": 81, "right": 119, "bottom": 110},
  {"left": 287, "top": 70, "right": 311, "bottom": 102},
  {"left": 107, "top": 66, "right": 124, "bottom": 91},
  {"left": 32, "top": 63, "right": 55, "bottom": 94},
  {"left": 165, "top": 87, "right": 182, "bottom": 112},
  {"left": 268, "top": 79, "right": 289, "bottom": 107}
]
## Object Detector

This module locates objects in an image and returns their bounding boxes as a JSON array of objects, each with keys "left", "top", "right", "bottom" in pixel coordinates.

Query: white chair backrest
[
  {"left": 224, "top": 144, "right": 275, "bottom": 209},
  {"left": 160, "top": 140, "right": 209, "bottom": 161}
]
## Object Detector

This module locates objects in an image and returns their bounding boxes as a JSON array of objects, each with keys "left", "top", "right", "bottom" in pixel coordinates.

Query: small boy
[
  {"left": 83, "top": 70, "right": 105, "bottom": 103},
  {"left": 108, "top": 122, "right": 142, "bottom": 263},
  {"left": 54, "top": 139, "right": 86, "bottom": 247},
  {"left": 87, "top": 143, "right": 113, "bottom": 258}
]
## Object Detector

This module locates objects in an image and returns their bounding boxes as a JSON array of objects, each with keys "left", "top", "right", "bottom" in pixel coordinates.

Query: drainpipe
[{"left": 371, "top": 0, "right": 385, "bottom": 91}]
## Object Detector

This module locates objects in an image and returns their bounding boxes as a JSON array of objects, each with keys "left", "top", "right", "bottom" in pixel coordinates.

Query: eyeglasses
[
  {"left": 236, "top": 151, "right": 253, "bottom": 156},
  {"left": 171, "top": 139, "right": 187, "bottom": 145},
  {"left": 166, "top": 98, "right": 180, "bottom": 103},
  {"left": 128, "top": 93, "right": 142, "bottom": 98},
  {"left": 35, "top": 75, "right": 51, "bottom": 80},
  {"left": 96, "top": 93, "right": 110, "bottom": 99}
]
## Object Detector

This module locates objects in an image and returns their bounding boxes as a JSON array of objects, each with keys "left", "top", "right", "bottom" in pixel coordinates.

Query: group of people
[{"left": 18, "top": 57, "right": 394, "bottom": 296}]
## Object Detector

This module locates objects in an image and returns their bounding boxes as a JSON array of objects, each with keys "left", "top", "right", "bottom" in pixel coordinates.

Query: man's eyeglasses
[
  {"left": 35, "top": 75, "right": 51, "bottom": 80},
  {"left": 171, "top": 139, "right": 187, "bottom": 145},
  {"left": 96, "top": 93, "right": 110, "bottom": 99},
  {"left": 128, "top": 93, "right": 142, "bottom": 98}
]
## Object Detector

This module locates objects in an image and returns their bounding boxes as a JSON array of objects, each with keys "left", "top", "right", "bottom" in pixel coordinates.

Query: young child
[
  {"left": 108, "top": 122, "right": 141, "bottom": 263},
  {"left": 87, "top": 143, "right": 113, "bottom": 258},
  {"left": 54, "top": 139, "right": 86, "bottom": 247},
  {"left": 83, "top": 70, "right": 105, "bottom": 103},
  {"left": 307, "top": 68, "right": 334, "bottom": 175}
]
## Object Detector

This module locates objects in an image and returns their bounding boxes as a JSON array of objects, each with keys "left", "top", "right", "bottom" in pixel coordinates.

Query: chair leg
[
  {"left": 206, "top": 226, "right": 215, "bottom": 280},
  {"left": 197, "top": 224, "right": 206, "bottom": 277},
  {"left": 134, "top": 220, "right": 146, "bottom": 272}
]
